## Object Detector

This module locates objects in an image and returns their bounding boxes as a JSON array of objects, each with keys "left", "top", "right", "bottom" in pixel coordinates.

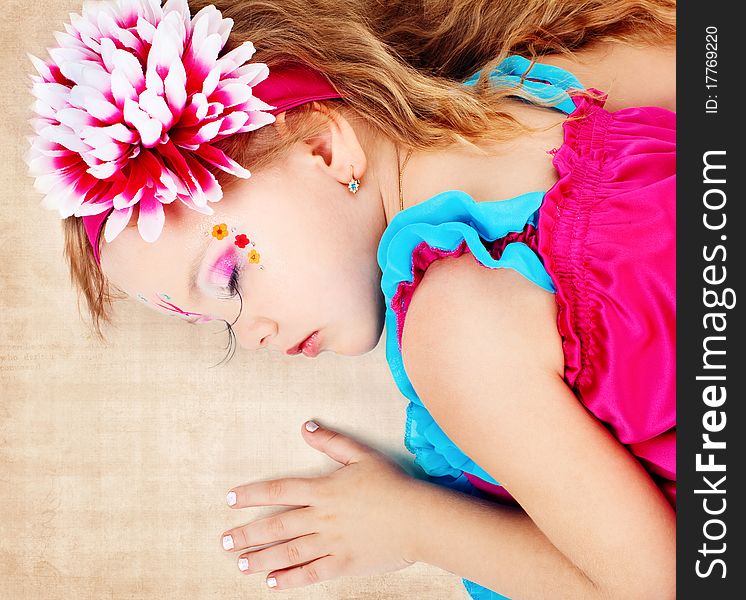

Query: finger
[
  {"left": 264, "top": 555, "right": 340, "bottom": 590},
  {"left": 236, "top": 533, "right": 326, "bottom": 575},
  {"left": 301, "top": 420, "right": 373, "bottom": 466},
  {"left": 221, "top": 506, "right": 317, "bottom": 553},
  {"left": 227, "top": 476, "right": 317, "bottom": 508}
]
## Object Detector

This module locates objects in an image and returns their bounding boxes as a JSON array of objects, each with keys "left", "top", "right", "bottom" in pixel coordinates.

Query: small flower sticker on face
[
  {"left": 234, "top": 234, "right": 250, "bottom": 249},
  {"left": 212, "top": 224, "right": 229, "bottom": 240},
  {"left": 248, "top": 249, "right": 261, "bottom": 264}
]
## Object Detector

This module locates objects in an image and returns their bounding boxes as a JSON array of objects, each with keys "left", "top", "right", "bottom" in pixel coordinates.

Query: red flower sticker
[{"left": 234, "top": 234, "right": 250, "bottom": 248}]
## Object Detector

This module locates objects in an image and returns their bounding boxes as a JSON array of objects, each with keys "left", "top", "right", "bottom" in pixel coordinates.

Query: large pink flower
[{"left": 25, "top": 0, "right": 276, "bottom": 243}]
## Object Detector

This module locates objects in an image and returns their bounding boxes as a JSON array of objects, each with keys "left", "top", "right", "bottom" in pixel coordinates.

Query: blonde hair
[{"left": 62, "top": 0, "right": 675, "bottom": 338}]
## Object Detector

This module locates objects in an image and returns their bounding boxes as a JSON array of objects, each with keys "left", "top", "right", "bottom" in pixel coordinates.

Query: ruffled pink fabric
[
  {"left": 539, "top": 91, "right": 676, "bottom": 507},
  {"left": 394, "top": 91, "right": 676, "bottom": 509}
]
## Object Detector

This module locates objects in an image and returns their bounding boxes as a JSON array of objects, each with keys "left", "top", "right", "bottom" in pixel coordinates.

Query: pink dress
[{"left": 377, "top": 56, "right": 676, "bottom": 519}]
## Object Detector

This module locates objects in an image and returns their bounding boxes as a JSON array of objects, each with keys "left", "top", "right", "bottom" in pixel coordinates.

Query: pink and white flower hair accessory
[{"left": 26, "top": 0, "right": 275, "bottom": 246}]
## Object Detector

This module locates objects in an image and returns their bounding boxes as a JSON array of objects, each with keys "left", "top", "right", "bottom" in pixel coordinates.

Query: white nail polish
[
  {"left": 226, "top": 491, "right": 237, "bottom": 506},
  {"left": 238, "top": 558, "right": 249, "bottom": 572},
  {"left": 222, "top": 535, "right": 234, "bottom": 550},
  {"left": 266, "top": 576, "right": 277, "bottom": 588},
  {"left": 305, "top": 421, "right": 319, "bottom": 432}
]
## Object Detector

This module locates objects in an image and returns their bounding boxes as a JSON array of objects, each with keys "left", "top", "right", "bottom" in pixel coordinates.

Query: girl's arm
[
  {"left": 400, "top": 254, "right": 676, "bottom": 600},
  {"left": 403, "top": 474, "right": 596, "bottom": 598},
  {"left": 539, "top": 40, "right": 676, "bottom": 112}
]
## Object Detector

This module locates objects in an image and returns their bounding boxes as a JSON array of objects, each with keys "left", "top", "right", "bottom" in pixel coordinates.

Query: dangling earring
[{"left": 347, "top": 164, "right": 361, "bottom": 194}]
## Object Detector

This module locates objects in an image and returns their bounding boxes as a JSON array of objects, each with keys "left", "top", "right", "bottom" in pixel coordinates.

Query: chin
[{"left": 334, "top": 317, "right": 385, "bottom": 357}]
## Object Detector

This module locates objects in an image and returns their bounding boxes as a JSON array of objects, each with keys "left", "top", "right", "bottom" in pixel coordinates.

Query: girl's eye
[{"left": 207, "top": 250, "right": 244, "bottom": 300}]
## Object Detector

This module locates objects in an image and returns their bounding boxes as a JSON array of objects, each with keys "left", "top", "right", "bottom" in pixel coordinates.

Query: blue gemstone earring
[{"left": 347, "top": 164, "right": 361, "bottom": 194}]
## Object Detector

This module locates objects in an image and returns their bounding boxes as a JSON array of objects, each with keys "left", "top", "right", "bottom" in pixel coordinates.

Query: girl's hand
[{"left": 220, "top": 420, "right": 418, "bottom": 590}]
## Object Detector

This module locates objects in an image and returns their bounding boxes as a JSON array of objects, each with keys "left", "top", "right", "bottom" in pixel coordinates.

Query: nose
[{"left": 235, "top": 317, "right": 279, "bottom": 352}]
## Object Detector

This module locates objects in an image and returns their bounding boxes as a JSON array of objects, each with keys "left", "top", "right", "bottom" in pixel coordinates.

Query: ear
[{"left": 302, "top": 101, "right": 368, "bottom": 187}]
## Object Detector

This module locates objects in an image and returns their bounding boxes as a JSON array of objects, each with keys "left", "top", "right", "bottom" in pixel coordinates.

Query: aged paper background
[{"left": 0, "top": 1, "right": 468, "bottom": 598}]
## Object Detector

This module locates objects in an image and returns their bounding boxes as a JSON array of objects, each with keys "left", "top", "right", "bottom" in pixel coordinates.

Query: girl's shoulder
[{"left": 400, "top": 249, "right": 562, "bottom": 383}]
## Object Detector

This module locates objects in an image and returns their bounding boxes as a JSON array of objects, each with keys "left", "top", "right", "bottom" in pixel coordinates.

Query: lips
[{"left": 286, "top": 331, "right": 320, "bottom": 357}]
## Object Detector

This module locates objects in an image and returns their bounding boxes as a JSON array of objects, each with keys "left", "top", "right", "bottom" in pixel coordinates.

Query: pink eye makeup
[{"left": 206, "top": 245, "right": 245, "bottom": 299}]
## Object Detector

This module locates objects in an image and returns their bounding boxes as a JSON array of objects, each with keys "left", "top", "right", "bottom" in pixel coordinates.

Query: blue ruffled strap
[
  {"left": 379, "top": 188, "right": 554, "bottom": 487},
  {"left": 377, "top": 190, "right": 556, "bottom": 599},
  {"left": 463, "top": 54, "right": 584, "bottom": 115}
]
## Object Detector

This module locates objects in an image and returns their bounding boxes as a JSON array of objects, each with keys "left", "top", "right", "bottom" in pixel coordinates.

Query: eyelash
[
  {"left": 226, "top": 263, "right": 241, "bottom": 298},
  {"left": 214, "top": 263, "right": 243, "bottom": 367}
]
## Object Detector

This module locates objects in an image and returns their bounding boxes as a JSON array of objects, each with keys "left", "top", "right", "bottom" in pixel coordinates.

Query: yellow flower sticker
[
  {"left": 212, "top": 223, "right": 228, "bottom": 240},
  {"left": 248, "top": 249, "right": 260, "bottom": 264}
]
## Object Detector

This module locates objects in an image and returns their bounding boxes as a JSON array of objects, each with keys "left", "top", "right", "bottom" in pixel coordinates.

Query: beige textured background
[{"left": 1, "top": 1, "right": 467, "bottom": 598}]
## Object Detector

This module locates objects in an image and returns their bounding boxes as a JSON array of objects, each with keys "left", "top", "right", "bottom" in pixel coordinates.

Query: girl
[{"left": 26, "top": 0, "right": 676, "bottom": 598}]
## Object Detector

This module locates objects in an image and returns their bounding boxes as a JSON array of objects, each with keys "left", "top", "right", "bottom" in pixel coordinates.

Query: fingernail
[
  {"left": 222, "top": 535, "right": 234, "bottom": 550},
  {"left": 238, "top": 557, "right": 249, "bottom": 572},
  {"left": 267, "top": 576, "right": 277, "bottom": 588},
  {"left": 305, "top": 420, "right": 319, "bottom": 432},
  {"left": 226, "top": 491, "right": 237, "bottom": 506}
]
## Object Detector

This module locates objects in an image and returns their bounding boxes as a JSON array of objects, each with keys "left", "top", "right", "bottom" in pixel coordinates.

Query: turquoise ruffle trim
[
  {"left": 377, "top": 190, "right": 555, "bottom": 600},
  {"left": 463, "top": 54, "right": 583, "bottom": 115}
]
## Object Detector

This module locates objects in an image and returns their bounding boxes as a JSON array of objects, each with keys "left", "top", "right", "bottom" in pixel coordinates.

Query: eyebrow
[{"left": 188, "top": 234, "right": 214, "bottom": 301}]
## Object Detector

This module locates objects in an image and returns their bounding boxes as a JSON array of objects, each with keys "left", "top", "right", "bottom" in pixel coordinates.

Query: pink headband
[
  {"left": 81, "top": 63, "right": 343, "bottom": 264},
  {"left": 26, "top": 0, "right": 343, "bottom": 266}
]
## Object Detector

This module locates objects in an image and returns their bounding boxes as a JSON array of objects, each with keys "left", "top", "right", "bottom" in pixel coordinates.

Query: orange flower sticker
[
  {"left": 248, "top": 249, "right": 260, "bottom": 264},
  {"left": 212, "top": 223, "right": 228, "bottom": 240}
]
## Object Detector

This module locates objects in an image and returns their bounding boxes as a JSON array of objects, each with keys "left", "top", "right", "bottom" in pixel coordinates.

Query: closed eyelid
[{"left": 207, "top": 246, "right": 238, "bottom": 283}]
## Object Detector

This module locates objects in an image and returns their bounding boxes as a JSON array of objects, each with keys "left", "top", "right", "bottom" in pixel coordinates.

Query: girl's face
[{"left": 100, "top": 120, "right": 390, "bottom": 357}]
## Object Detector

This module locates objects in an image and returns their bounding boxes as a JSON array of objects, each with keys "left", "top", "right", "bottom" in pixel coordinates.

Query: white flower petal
[
  {"left": 27, "top": 53, "right": 53, "bottom": 80},
  {"left": 123, "top": 98, "right": 162, "bottom": 147},
  {"left": 31, "top": 82, "right": 70, "bottom": 112},
  {"left": 69, "top": 11, "right": 99, "bottom": 40},
  {"left": 135, "top": 15, "right": 157, "bottom": 44},
  {"left": 53, "top": 29, "right": 83, "bottom": 50},
  {"left": 98, "top": 37, "right": 118, "bottom": 73},
  {"left": 56, "top": 107, "right": 96, "bottom": 133},
  {"left": 139, "top": 87, "right": 173, "bottom": 128},
  {"left": 163, "top": 58, "right": 187, "bottom": 115},
  {"left": 218, "top": 41, "right": 256, "bottom": 75},
  {"left": 237, "top": 111, "right": 276, "bottom": 133},
  {"left": 232, "top": 62, "right": 269, "bottom": 87},
  {"left": 111, "top": 68, "right": 138, "bottom": 107},
  {"left": 111, "top": 48, "right": 145, "bottom": 90},
  {"left": 137, "top": 192, "right": 165, "bottom": 243},
  {"left": 87, "top": 161, "right": 119, "bottom": 179},
  {"left": 201, "top": 64, "right": 221, "bottom": 97},
  {"left": 103, "top": 206, "right": 134, "bottom": 242}
]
